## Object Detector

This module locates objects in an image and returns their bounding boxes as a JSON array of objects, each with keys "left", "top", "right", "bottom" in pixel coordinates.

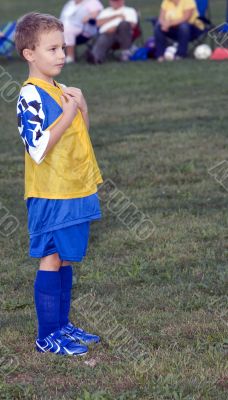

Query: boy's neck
[{"left": 28, "top": 68, "right": 55, "bottom": 86}]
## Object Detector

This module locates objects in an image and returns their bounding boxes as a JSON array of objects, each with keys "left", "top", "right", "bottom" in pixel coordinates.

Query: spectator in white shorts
[{"left": 60, "top": 0, "right": 103, "bottom": 63}]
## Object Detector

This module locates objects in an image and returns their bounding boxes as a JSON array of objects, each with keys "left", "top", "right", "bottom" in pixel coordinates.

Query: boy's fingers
[
  {"left": 62, "top": 93, "right": 71, "bottom": 99},
  {"left": 63, "top": 88, "right": 81, "bottom": 97},
  {"left": 64, "top": 92, "right": 77, "bottom": 99},
  {"left": 61, "top": 95, "right": 69, "bottom": 105},
  {"left": 63, "top": 92, "right": 76, "bottom": 101},
  {"left": 61, "top": 93, "right": 74, "bottom": 103},
  {"left": 63, "top": 88, "right": 73, "bottom": 94},
  {"left": 61, "top": 95, "right": 78, "bottom": 109}
]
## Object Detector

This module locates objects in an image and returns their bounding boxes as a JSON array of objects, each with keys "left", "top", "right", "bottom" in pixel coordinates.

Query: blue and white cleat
[
  {"left": 61, "top": 322, "right": 100, "bottom": 345},
  {"left": 36, "top": 329, "right": 88, "bottom": 356}
]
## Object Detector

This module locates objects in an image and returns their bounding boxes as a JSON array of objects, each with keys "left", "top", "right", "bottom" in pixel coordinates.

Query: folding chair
[
  {"left": 191, "top": 0, "right": 214, "bottom": 47},
  {"left": 0, "top": 21, "right": 16, "bottom": 58},
  {"left": 196, "top": 0, "right": 210, "bottom": 18}
]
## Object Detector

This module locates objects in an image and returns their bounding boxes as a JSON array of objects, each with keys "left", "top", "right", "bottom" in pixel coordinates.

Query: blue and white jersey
[{"left": 17, "top": 83, "right": 63, "bottom": 164}]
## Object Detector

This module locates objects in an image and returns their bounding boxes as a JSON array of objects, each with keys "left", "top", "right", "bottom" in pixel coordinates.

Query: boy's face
[{"left": 24, "top": 29, "right": 66, "bottom": 81}]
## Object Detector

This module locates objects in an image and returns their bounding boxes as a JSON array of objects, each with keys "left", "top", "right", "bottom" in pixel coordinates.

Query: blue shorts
[{"left": 29, "top": 222, "right": 90, "bottom": 261}]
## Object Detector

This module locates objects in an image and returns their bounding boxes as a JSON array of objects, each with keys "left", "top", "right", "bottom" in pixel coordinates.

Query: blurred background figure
[
  {"left": 60, "top": 0, "right": 103, "bottom": 63},
  {"left": 0, "top": 21, "right": 17, "bottom": 58},
  {"left": 155, "top": 0, "right": 205, "bottom": 61},
  {"left": 87, "top": 0, "right": 138, "bottom": 64}
]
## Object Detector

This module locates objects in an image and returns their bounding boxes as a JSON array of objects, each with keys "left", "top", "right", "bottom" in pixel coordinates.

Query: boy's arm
[{"left": 81, "top": 109, "right": 89, "bottom": 131}]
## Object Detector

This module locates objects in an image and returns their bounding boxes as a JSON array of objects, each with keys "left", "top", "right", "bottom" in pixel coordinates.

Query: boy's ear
[{"left": 22, "top": 48, "right": 34, "bottom": 62}]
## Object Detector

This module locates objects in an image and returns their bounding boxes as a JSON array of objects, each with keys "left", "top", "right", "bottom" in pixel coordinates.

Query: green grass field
[{"left": 0, "top": 1, "right": 227, "bottom": 399}]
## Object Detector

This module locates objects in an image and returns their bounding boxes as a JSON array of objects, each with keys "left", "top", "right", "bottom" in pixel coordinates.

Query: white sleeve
[
  {"left": 17, "top": 85, "right": 50, "bottom": 165},
  {"left": 125, "top": 8, "right": 138, "bottom": 25},
  {"left": 96, "top": 8, "right": 112, "bottom": 20}
]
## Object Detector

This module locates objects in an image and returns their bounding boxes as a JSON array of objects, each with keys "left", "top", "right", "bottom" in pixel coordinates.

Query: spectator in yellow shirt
[{"left": 155, "top": 0, "right": 205, "bottom": 61}]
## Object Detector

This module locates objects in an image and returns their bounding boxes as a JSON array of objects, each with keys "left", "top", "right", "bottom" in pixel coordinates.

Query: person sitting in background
[
  {"left": 155, "top": 0, "right": 205, "bottom": 61},
  {"left": 88, "top": 0, "right": 138, "bottom": 64},
  {"left": 60, "top": 0, "right": 103, "bottom": 63}
]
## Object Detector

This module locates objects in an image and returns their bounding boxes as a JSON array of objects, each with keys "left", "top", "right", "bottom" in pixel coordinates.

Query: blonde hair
[{"left": 15, "top": 12, "right": 64, "bottom": 58}]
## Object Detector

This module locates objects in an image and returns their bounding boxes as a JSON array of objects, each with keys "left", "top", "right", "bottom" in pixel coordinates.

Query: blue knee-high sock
[
  {"left": 34, "top": 270, "right": 61, "bottom": 340},
  {"left": 59, "top": 265, "right": 73, "bottom": 328}
]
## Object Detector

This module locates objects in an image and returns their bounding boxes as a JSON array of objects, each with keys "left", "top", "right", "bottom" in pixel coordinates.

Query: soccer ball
[
  {"left": 194, "top": 44, "right": 212, "bottom": 60},
  {"left": 164, "top": 45, "right": 177, "bottom": 61}
]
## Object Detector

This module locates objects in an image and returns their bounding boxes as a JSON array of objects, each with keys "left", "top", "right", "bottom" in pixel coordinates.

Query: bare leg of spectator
[
  {"left": 66, "top": 46, "right": 75, "bottom": 63},
  {"left": 64, "top": 25, "right": 82, "bottom": 63}
]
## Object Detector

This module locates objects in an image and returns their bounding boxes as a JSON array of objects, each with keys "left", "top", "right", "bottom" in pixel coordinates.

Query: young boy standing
[{"left": 15, "top": 12, "right": 103, "bottom": 356}]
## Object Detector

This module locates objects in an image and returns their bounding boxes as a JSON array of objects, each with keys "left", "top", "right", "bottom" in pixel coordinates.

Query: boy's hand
[
  {"left": 62, "top": 87, "right": 88, "bottom": 114},
  {"left": 61, "top": 93, "right": 78, "bottom": 123}
]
